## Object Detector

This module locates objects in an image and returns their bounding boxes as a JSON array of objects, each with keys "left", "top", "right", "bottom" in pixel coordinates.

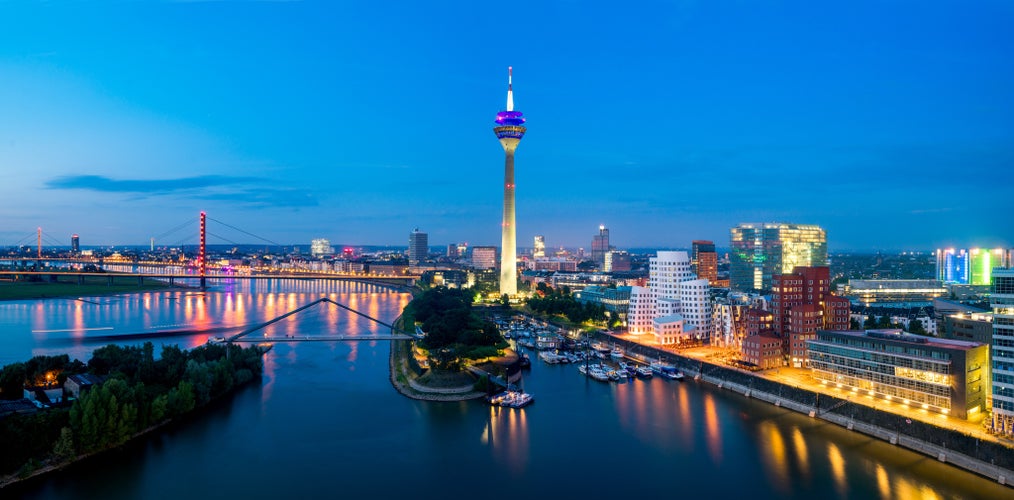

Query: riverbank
[
  {"left": 388, "top": 338, "right": 486, "bottom": 401},
  {"left": 0, "top": 378, "right": 262, "bottom": 492},
  {"left": 0, "top": 279, "right": 191, "bottom": 301},
  {"left": 0, "top": 343, "right": 267, "bottom": 491},
  {"left": 600, "top": 332, "right": 1014, "bottom": 488}
]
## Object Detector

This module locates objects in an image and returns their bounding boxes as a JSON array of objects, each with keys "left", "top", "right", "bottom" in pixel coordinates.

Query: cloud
[
  {"left": 44, "top": 174, "right": 316, "bottom": 208},
  {"left": 45, "top": 174, "right": 260, "bottom": 193}
]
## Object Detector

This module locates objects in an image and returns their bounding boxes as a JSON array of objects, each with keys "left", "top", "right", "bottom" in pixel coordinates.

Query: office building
[
  {"left": 937, "top": 248, "right": 1012, "bottom": 285},
  {"left": 808, "top": 329, "right": 988, "bottom": 419},
  {"left": 71, "top": 234, "right": 79, "bottom": 254},
  {"left": 591, "top": 225, "right": 610, "bottom": 266},
  {"left": 494, "top": 67, "right": 526, "bottom": 296},
  {"left": 533, "top": 235, "right": 545, "bottom": 258},
  {"left": 471, "top": 246, "right": 497, "bottom": 270},
  {"left": 692, "top": 240, "right": 718, "bottom": 284},
  {"left": 730, "top": 223, "right": 827, "bottom": 292},
  {"left": 604, "top": 250, "right": 631, "bottom": 272},
  {"left": 742, "top": 333, "right": 783, "bottom": 370},
  {"left": 843, "top": 279, "right": 948, "bottom": 308},
  {"left": 943, "top": 312, "right": 994, "bottom": 345},
  {"left": 992, "top": 269, "right": 1014, "bottom": 436},
  {"left": 576, "top": 285, "right": 632, "bottom": 321},
  {"left": 772, "top": 266, "right": 851, "bottom": 367},
  {"left": 627, "top": 251, "right": 711, "bottom": 345},
  {"left": 408, "top": 229, "right": 427, "bottom": 266},
  {"left": 310, "top": 238, "right": 333, "bottom": 257}
]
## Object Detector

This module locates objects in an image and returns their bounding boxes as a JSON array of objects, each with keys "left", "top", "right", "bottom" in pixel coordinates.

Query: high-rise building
[
  {"left": 471, "top": 246, "right": 498, "bottom": 270},
  {"left": 533, "top": 235, "right": 545, "bottom": 258},
  {"left": 310, "top": 238, "right": 333, "bottom": 257},
  {"left": 627, "top": 251, "right": 711, "bottom": 345},
  {"left": 446, "top": 244, "right": 458, "bottom": 258},
  {"left": 71, "top": 234, "right": 80, "bottom": 254},
  {"left": 591, "top": 225, "right": 610, "bottom": 266},
  {"left": 936, "top": 248, "right": 969, "bottom": 284},
  {"left": 408, "top": 228, "right": 428, "bottom": 266},
  {"left": 730, "top": 223, "right": 827, "bottom": 292},
  {"left": 991, "top": 268, "right": 1014, "bottom": 436},
  {"left": 494, "top": 67, "right": 526, "bottom": 296},
  {"left": 936, "top": 247, "right": 1012, "bottom": 285},
  {"left": 691, "top": 240, "right": 718, "bottom": 284},
  {"left": 772, "top": 266, "right": 851, "bottom": 367}
]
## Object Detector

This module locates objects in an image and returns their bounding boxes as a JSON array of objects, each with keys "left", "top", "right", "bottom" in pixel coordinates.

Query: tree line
[
  {"left": 0, "top": 342, "right": 263, "bottom": 477},
  {"left": 526, "top": 283, "right": 607, "bottom": 325}
]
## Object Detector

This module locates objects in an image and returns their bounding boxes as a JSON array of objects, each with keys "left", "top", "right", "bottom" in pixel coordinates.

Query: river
[{"left": 3, "top": 279, "right": 1009, "bottom": 499}]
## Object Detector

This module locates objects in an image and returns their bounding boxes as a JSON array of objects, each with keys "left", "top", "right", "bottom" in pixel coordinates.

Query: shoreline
[
  {"left": 597, "top": 331, "right": 1014, "bottom": 488},
  {"left": 387, "top": 314, "right": 486, "bottom": 402},
  {"left": 0, "top": 375, "right": 262, "bottom": 491},
  {"left": 0, "top": 281, "right": 196, "bottom": 302}
]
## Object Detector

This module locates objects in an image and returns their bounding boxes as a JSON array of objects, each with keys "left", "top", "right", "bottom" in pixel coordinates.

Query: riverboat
[
  {"left": 539, "top": 351, "right": 562, "bottom": 364},
  {"left": 488, "top": 389, "right": 534, "bottom": 408},
  {"left": 635, "top": 365, "right": 653, "bottom": 378},
  {"left": 610, "top": 346, "right": 625, "bottom": 360}
]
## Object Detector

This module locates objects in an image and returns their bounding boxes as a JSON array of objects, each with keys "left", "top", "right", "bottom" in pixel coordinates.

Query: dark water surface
[{"left": 3, "top": 280, "right": 1008, "bottom": 499}]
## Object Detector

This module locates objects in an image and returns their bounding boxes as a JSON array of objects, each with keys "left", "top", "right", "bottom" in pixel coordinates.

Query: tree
[
  {"left": 908, "top": 319, "right": 928, "bottom": 335},
  {"left": 0, "top": 362, "right": 26, "bottom": 400},
  {"left": 52, "top": 427, "right": 75, "bottom": 461},
  {"left": 849, "top": 318, "right": 861, "bottom": 330}
]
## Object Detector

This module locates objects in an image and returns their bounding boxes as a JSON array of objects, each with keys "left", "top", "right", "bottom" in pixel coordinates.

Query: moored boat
[{"left": 488, "top": 389, "right": 534, "bottom": 408}]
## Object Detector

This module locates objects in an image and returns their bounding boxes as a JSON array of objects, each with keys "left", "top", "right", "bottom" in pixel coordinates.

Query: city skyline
[{"left": 2, "top": 2, "right": 1012, "bottom": 250}]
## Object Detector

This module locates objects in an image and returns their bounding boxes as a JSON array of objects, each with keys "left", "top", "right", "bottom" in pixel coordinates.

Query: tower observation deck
[{"left": 494, "top": 67, "right": 526, "bottom": 297}]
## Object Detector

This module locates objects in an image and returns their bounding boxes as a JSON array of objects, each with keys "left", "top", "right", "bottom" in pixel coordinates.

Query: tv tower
[{"left": 494, "top": 66, "right": 526, "bottom": 297}]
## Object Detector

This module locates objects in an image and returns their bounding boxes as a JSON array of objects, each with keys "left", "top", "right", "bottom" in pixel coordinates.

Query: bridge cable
[
  {"left": 207, "top": 217, "right": 284, "bottom": 248},
  {"left": 152, "top": 218, "right": 199, "bottom": 242}
]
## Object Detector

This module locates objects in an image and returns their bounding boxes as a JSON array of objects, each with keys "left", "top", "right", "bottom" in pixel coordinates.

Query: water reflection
[
  {"left": 703, "top": 392, "right": 722, "bottom": 464},
  {"left": 827, "top": 442, "right": 847, "bottom": 497},
  {"left": 759, "top": 421, "right": 790, "bottom": 494},
  {"left": 481, "top": 406, "right": 529, "bottom": 473},
  {"left": 787, "top": 426, "right": 808, "bottom": 481},
  {"left": 1, "top": 280, "right": 410, "bottom": 367}
]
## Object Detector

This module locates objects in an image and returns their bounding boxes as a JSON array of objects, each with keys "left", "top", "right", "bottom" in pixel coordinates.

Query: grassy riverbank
[{"left": 0, "top": 278, "right": 183, "bottom": 301}]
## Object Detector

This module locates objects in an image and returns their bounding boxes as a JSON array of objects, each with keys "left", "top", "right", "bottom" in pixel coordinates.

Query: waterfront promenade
[{"left": 606, "top": 332, "right": 1014, "bottom": 487}]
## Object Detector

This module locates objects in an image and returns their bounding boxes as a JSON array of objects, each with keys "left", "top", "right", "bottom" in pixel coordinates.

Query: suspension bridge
[{"left": 0, "top": 211, "right": 420, "bottom": 288}]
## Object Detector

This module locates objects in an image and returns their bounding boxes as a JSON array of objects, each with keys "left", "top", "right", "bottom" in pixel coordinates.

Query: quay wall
[{"left": 601, "top": 334, "right": 1014, "bottom": 487}]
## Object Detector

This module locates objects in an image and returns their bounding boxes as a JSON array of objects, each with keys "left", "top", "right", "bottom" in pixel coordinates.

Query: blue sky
[{"left": 1, "top": 1, "right": 1012, "bottom": 251}]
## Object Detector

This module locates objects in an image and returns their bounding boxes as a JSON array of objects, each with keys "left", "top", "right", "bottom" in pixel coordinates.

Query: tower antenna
[{"left": 506, "top": 66, "right": 514, "bottom": 112}]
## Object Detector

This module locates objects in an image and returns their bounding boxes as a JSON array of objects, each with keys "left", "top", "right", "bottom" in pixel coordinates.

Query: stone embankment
[
  {"left": 388, "top": 337, "right": 485, "bottom": 402},
  {"left": 601, "top": 333, "right": 1014, "bottom": 488}
]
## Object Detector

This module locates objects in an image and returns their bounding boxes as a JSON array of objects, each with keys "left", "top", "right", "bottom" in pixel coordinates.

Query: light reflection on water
[
  {"left": 0, "top": 280, "right": 407, "bottom": 367},
  {"left": 2, "top": 281, "right": 1011, "bottom": 499}
]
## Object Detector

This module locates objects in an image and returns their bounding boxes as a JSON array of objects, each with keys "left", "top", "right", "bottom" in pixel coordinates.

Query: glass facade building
[
  {"left": 808, "top": 329, "right": 988, "bottom": 419},
  {"left": 936, "top": 247, "right": 1011, "bottom": 285},
  {"left": 729, "top": 223, "right": 827, "bottom": 292},
  {"left": 992, "top": 269, "right": 1014, "bottom": 436}
]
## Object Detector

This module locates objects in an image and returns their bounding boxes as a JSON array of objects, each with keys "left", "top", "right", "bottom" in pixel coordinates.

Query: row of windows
[
  {"left": 811, "top": 367, "right": 952, "bottom": 407},
  {"left": 810, "top": 352, "right": 950, "bottom": 381},
  {"left": 811, "top": 367, "right": 953, "bottom": 405},
  {"left": 809, "top": 344, "right": 952, "bottom": 373}
]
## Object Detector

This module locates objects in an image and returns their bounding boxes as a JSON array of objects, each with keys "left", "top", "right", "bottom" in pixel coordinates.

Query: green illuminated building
[{"left": 729, "top": 223, "right": 827, "bottom": 292}]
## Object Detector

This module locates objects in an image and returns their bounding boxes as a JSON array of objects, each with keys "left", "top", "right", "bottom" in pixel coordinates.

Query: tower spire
[{"left": 506, "top": 66, "right": 514, "bottom": 111}]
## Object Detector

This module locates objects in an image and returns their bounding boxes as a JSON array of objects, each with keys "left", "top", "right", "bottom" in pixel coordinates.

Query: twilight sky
[{"left": 1, "top": 1, "right": 1012, "bottom": 252}]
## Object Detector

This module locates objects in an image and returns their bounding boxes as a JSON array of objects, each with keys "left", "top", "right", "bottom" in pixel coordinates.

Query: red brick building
[
  {"left": 772, "top": 266, "right": 851, "bottom": 367},
  {"left": 745, "top": 308, "right": 774, "bottom": 337},
  {"left": 742, "top": 333, "right": 784, "bottom": 370}
]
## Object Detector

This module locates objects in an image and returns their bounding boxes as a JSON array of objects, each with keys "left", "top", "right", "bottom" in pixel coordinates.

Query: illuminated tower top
[{"left": 495, "top": 66, "right": 526, "bottom": 135}]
